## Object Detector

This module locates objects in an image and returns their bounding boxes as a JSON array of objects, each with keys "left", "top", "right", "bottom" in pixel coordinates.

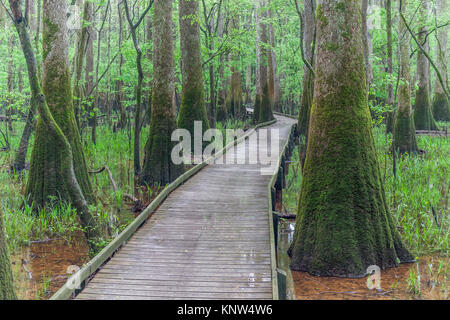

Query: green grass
[
  {"left": 284, "top": 123, "right": 449, "bottom": 257},
  {"left": 0, "top": 118, "right": 251, "bottom": 254}
]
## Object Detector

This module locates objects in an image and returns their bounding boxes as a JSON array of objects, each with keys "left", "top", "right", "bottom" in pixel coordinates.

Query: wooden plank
[
  {"left": 51, "top": 115, "right": 296, "bottom": 300},
  {"left": 79, "top": 288, "right": 272, "bottom": 299}
]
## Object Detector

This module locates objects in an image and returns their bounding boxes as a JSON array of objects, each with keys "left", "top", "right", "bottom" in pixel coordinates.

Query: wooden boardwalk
[{"left": 76, "top": 115, "right": 296, "bottom": 300}]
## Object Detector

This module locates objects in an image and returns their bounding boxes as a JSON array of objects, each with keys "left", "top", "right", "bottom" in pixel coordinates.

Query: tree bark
[
  {"left": 413, "top": 0, "right": 438, "bottom": 131},
  {"left": 362, "top": 0, "right": 373, "bottom": 93},
  {"left": 10, "top": 0, "right": 100, "bottom": 251},
  {"left": 178, "top": 0, "right": 210, "bottom": 152},
  {"left": 289, "top": 0, "right": 413, "bottom": 277},
  {"left": 26, "top": 0, "right": 95, "bottom": 208},
  {"left": 0, "top": 206, "right": 16, "bottom": 300},
  {"left": 432, "top": 0, "right": 449, "bottom": 121},
  {"left": 116, "top": 1, "right": 126, "bottom": 129},
  {"left": 393, "top": 0, "right": 418, "bottom": 154},
  {"left": 296, "top": 0, "right": 315, "bottom": 137},
  {"left": 255, "top": 0, "right": 274, "bottom": 124},
  {"left": 385, "top": 0, "right": 394, "bottom": 134},
  {"left": 123, "top": 0, "right": 153, "bottom": 178},
  {"left": 140, "top": 0, "right": 184, "bottom": 186}
]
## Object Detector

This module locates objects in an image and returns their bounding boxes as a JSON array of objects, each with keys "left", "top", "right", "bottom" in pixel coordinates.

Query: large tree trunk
[
  {"left": 393, "top": 0, "right": 418, "bottom": 154},
  {"left": 432, "top": 0, "right": 449, "bottom": 121},
  {"left": 10, "top": 0, "right": 100, "bottom": 250},
  {"left": 289, "top": 0, "right": 413, "bottom": 277},
  {"left": 413, "top": 0, "right": 438, "bottom": 131},
  {"left": 255, "top": 0, "right": 273, "bottom": 123},
  {"left": 140, "top": 0, "right": 184, "bottom": 186},
  {"left": 0, "top": 207, "right": 16, "bottom": 300},
  {"left": 26, "top": 0, "right": 95, "bottom": 208},
  {"left": 178, "top": 0, "right": 210, "bottom": 152}
]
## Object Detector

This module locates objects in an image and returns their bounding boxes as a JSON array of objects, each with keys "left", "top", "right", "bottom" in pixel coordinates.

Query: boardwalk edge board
[
  {"left": 50, "top": 118, "right": 278, "bottom": 301},
  {"left": 267, "top": 117, "right": 296, "bottom": 300}
]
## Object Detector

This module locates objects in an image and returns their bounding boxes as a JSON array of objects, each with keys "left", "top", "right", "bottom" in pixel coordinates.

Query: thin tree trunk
[
  {"left": 123, "top": 0, "right": 154, "bottom": 177},
  {"left": 117, "top": 1, "right": 126, "bottom": 129}
]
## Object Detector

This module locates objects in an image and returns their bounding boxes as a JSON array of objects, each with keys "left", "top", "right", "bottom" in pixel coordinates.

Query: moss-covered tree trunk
[
  {"left": 296, "top": 0, "right": 315, "bottom": 136},
  {"left": 10, "top": 0, "right": 100, "bottom": 251},
  {"left": 26, "top": 0, "right": 94, "bottom": 207},
  {"left": 432, "top": 0, "right": 449, "bottom": 121},
  {"left": 140, "top": 0, "right": 184, "bottom": 186},
  {"left": 413, "top": 0, "right": 438, "bottom": 131},
  {"left": 0, "top": 207, "right": 16, "bottom": 300},
  {"left": 178, "top": 0, "right": 210, "bottom": 150},
  {"left": 289, "top": 0, "right": 413, "bottom": 277},
  {"left": 255, "top": 0, "right": 274, "bottom": 123},
  {"left": 393, "top": 0, "right": 418, "bottom": 154}
]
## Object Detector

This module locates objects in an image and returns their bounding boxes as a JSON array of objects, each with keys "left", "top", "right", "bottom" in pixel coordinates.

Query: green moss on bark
[
  {"left": 432, "top": 92, "right": 449, "bottom": 121},
  {"left": 393, "top": 109, "right": 418, "bottom": 155},
  {"left": 414, "top": 87, "right": 439, "bottom": 131},
  {"left": 289, "top": 0, "right": 412, "bottom": 277},
  {"left": 258, "top": 83, "right": 274, "bottom": 123},
  {"left": 0, "top": 208, "right": 16, "bottom": 300},
  {"left": 140, "top": 0, "right": 184, "bottom": 187},
  {"left": 141, "top": 109, "right": 185, "bottom": 186},
  {"left": 178, "top": 0, "right": 210, "bottom": 151},
  {"left": 26, "top": 1, "right": 94, "bottom": 208}
]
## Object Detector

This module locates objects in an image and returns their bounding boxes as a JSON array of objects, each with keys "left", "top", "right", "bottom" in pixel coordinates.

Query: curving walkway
[{"left": 76, "top": 114, "right": 296, "bottom": 300}]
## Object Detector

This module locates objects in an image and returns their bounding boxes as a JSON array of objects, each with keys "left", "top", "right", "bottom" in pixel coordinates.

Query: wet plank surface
[{"left": 77, "top": 115, "right": 296, "bottom": 300}]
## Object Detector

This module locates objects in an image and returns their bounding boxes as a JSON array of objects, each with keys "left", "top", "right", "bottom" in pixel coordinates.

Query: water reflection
[{"left": 277, "top": 219, "right": 449, "bottom": 300}]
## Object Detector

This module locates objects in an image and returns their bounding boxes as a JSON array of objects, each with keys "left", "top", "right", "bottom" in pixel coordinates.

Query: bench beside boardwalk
[{"left": 76, "top": 115, "right": 296, "bottom": 300}]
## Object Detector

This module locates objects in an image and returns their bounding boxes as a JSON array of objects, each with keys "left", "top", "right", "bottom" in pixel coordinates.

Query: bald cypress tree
[
  {"left": 289, "top": 0, "right": 413, "bottom": 277},
  {"left": 255, "top": 0, "right": 274, "bottom": 123},
  {"left": 413, "top": 0, "right": 438, "bottom": 131},
  {"left": 393, "top": 0, "right": 418, "bottom": 154},
  {"left": 432, "top": 0, "right": 449, "bottom": 121},
  {"left": 9, "top": 0, "right": 101, "bottom": 250},
  {"left": 140, "top": 0, "right": 184, "bottom": 186},
  {"left": 26, "top": 0, "right": 94, "bottom": 207},
  {"left": 178, "top": 0, "right": 210, "bottom": 150}
]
